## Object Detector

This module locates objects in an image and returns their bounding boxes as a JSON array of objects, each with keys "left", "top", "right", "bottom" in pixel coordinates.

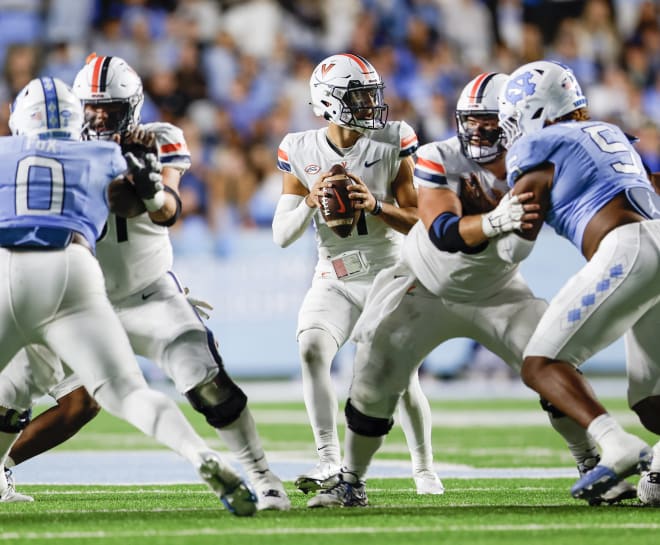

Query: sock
[
  {"left": 298, "top": 329, "right": 341, "bottom": 465},
  {"left": 547, "top": 413, "right": 599, "bottom": 467},
  {"left": 342, "top": 428, "right": 384, "bottom": 481},
  {"left": 216, "top": 407, "right": 269, "bottom": 477},
  {"left": 4, "top": 456, "right": 15, "bottom": 469},
  {"left": 651, "top": 441, "right": 660, "bottom": 472},
  {"left": 587, "top": 414, "right": 627, "bottom": 450},
  {"left": 397, "top": 373, "right": 434, "bottom": 474}
]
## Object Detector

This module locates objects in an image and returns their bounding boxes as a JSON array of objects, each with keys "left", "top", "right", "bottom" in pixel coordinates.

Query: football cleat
[
  {"left": 414, "top": 470, "right": 445, "bottom": 495},
  {"left": 295, "top": 461, "right": 340, "bottom": 494},
  {"left": 571, "top": 441, "right": 652, "bottom": 502},
  {"left": 196, "top": 451, "right": 257, "bottom": 516},
  {"left": 307, "top": 471, "right": 368, "bottom": 508},
  {"left": 250, "top": 469, "right": 291, "bottom": 511},
  {"left": 637, "top": 472, "right": 660, "bottom": 506},
  {"left": 1, "top": 468, "right": 34, "bottom": 503},
  {"left": 578, "top": 457, "right": 636, "bottom": 505}
]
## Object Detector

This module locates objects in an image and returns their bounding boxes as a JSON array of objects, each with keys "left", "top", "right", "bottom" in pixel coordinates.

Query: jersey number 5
[{"left": 583, "top": 125, "right": 643, "bottom": 175}]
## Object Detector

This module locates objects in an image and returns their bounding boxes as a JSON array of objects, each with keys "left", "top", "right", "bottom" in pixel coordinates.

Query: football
[{"left": 320, "top": 164, "right": 360, "bottom": 238}]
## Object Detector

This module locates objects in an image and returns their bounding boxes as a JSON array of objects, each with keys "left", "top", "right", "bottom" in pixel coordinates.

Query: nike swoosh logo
[
  {"left": 364, "top": 159, "right": 381, "bottom": 168},
  {"left": 334, "top": 190, "right": 347, "bottom": 213},
  {"left": 141, "top": 291, "right": 157, "bottom": 300}
]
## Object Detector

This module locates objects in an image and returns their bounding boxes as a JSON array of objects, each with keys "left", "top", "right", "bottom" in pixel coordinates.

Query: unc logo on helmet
[
  {"left": 498, "top": 61, "right": 588, "bottom": 148},
  {"left": 504, "top": 72, "right": 536, "bottom": 106}
]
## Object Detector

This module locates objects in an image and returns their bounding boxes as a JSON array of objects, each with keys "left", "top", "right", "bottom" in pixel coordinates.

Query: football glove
[
  {"left": 125, "top": 152, "right": 165, "bottom": 211},
  {"left": 481, "top": 191, "right": 526, "bottom": 238}
]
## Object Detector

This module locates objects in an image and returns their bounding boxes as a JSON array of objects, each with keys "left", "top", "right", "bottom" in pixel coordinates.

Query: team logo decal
[
  {"left": 505, "top": 71, "right": 537, "bottom": 105},
  {"left": 305, "top": 164, "right": 321, "bottom": 175}
]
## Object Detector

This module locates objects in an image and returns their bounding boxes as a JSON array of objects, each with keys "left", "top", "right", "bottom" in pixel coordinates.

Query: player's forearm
[
  {"left": 272, "top": 194, "right": 316, "bottom": 247},
  {"left": 374, "top": 203, "right": 418, "bottom": 234},
  {"left": 458, "top": 214, "right": 489, "bottom": 246},
  {"left": 147, "top": 189, "right": 180, "bottom": 225},
  {"left": 108, "top": 176, "right": 147, "bottom": 218}
]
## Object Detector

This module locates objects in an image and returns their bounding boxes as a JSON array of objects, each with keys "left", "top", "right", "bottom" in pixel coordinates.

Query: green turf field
[{"left": 1, "top": 396, "right": 658, "bottom": 545}]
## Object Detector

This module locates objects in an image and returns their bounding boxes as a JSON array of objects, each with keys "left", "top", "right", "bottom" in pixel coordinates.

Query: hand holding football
[{"left": 320, "top": 164, "right": 360, "bottom": 238}]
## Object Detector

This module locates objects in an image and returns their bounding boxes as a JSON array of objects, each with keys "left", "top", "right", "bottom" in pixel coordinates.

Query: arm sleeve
[{"left": 272, "top": 194, "right": 316, "bottom": 248}]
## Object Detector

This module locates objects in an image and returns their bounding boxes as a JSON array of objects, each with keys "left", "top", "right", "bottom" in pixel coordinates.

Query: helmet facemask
[
  {"left": 456, "top": 111, "right": 504, "bottom": 163},
  {"left": 336, "top": 82, "right": 388, "bottom": 130},
  {"left": 82, "top": 99, "right": 135, "bottom": 140}
]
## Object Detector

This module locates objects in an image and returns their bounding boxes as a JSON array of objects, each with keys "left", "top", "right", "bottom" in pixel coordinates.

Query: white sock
[
  {"left": 0, "top": 430, "right": 20, "bottom": 491},
  {"left": 94, "top": 382, "right": 209, "bottom": 464},
  {"left": 587, "top": 414, "right": 627, "bottom": 450},
  {"left": 4, "top": 456, "right": 15, "bottom": 469},
  {"left": 216, "top": 407, "right": 269, "bottom": 477},
  {"left": 397, "top": 373, "right": 434, "bottom": 474},
  {"left": 547, "top": 413, "right": 599, "bottom": 466},
  {"left": 651, "top": 441, "right": 660, "bottom": 472},
  {"left": 343, "top": 428, "right": 384, "bottom": 481},
  {"left": 298, "top": 329, "right": 341, "bottom": 465}
]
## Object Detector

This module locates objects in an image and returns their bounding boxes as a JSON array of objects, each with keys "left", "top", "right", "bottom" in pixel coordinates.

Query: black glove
[{"left": 124, "top": 152, "right": 165, "bottom": 211}]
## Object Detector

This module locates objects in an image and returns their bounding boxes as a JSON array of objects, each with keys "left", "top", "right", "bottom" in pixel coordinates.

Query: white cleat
[
  {"left": 251, "top": 469, "right": 291, "bottom": 511},
  {"left": 295, "top": 461, "right": 340, "bottom": 494},
  {"left": 197, "top": 451, "right": 257, "bottom": 516},
  {"left": 637, "top": 472, "right": 660, "bottom": 506},
  {"left": 414, "top": 470, "right": 445, "bottom": 495},
  {"left": 1, "top": 469, "right": 33, "bottom": 503}
]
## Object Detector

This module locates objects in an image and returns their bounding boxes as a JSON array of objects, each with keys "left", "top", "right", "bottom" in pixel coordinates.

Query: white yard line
[{"left": 2, "top": 523, "right": 659, "bottom": 540}]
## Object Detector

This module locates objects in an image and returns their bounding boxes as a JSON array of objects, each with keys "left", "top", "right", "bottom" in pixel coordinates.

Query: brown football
[{"left": 320, "top": 164, "right": 360, "bottom": 238}]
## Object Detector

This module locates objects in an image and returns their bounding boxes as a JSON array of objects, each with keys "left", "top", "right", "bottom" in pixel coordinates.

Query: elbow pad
[
  {"left": 272, "top": 194, "right": 316, "bottom": 247},
  {"left": 428, "top": 212, "right": 486, "bottom": 254},
  {"left": 495, "top": 233, "right": 535, "bottom": 263}
]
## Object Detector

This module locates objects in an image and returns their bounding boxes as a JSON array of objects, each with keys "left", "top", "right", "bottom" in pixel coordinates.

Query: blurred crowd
[{"left": 0, "top": 0, "right": 659, "bottom": 256}]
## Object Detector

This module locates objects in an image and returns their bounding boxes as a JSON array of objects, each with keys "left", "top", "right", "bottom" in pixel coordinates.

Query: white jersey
[
  {"left": 96, "top": 122, "right": 191, "bottom": 301},
  {"left": 404, "top": 136, "right": 518, "bottom": 301},
  {"left": 277, "top": 121, "right": 418, "bottom": 276}
]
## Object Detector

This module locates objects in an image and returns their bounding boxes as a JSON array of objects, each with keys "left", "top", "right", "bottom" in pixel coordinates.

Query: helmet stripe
[
  {"left": 91, "top": 55, "right": 105, "bottom": 92},
  {"left": 468, "top": 72, "right": 497, "bottom": 104},
  {"left": 39, "top": 77, "right": 60, "bottom": 129},
  {"left": 340, "top": 53, "right": 371, "bottom": 75},
  {"left": 98, "top": 56, "right": 113, "bottom": 92}
]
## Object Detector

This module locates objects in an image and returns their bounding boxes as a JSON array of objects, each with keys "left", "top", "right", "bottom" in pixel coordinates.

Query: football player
[
  {"left": 272, "top": 53, "right": 443, "bottom": 495},
  {"left": 0, "top": 77, "right": 256, "bottom": 515},
  {"left": 498, "top": 60, "right": 659, "bottom": 504},
  {"left": 0, "top": 55, "right": 289, "bottom": 511},
  {"left": 306, "top": 72, "right": 637, "bottom": 508}
]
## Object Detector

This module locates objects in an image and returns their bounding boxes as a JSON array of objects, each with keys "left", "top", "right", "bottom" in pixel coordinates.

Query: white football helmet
[
  {"left": 309, "top": 53, "right": 388, "bottom": 131},
  {"left": 455, "top": 72, "right": 508, "bottom": 163},
  {"left": 498, "top": 60, "right": 587, "bottom": 148},
  {"left": 9, "top": 76, "right": 84, "bottom": 139},
  {"left": 72, "top": 53, "right": 144, "bottom": 139}
]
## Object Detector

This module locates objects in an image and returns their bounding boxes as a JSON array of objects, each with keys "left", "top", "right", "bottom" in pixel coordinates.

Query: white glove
[
  {"left": 481, "top": 192, "right": 526, "bottom": 238},
  {"left": 184, "top": 287, "right": 213, "bottom": 320}
]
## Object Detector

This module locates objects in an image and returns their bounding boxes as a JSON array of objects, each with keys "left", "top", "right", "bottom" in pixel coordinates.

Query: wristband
[
  {"left": 371, "top": 199, "right": 383, "bottom": 216},
  {"left": 143, "top": 190, "right": 166, "bottom": 212}
]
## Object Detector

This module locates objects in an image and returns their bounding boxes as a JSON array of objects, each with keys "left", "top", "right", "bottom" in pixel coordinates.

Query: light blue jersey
[
  {"left": 0, "top": 135, "right": 126, "bottom": 250},
  {"left": 506, "top": 121, "right": 651, "bottom": 250}
]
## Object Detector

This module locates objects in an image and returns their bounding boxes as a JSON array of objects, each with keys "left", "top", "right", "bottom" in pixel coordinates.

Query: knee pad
[
  {"left": 0, "top": 408, "right": 31, "bottom": 433},
  {"left": 185, "top": 358, "right": 247, "bottom": 429},
  {"left": 540, "top": 397, "right": 567, "bottom": 419},
  {"left": 345, "top": 398, "right": 393, "bottom": 437}
]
